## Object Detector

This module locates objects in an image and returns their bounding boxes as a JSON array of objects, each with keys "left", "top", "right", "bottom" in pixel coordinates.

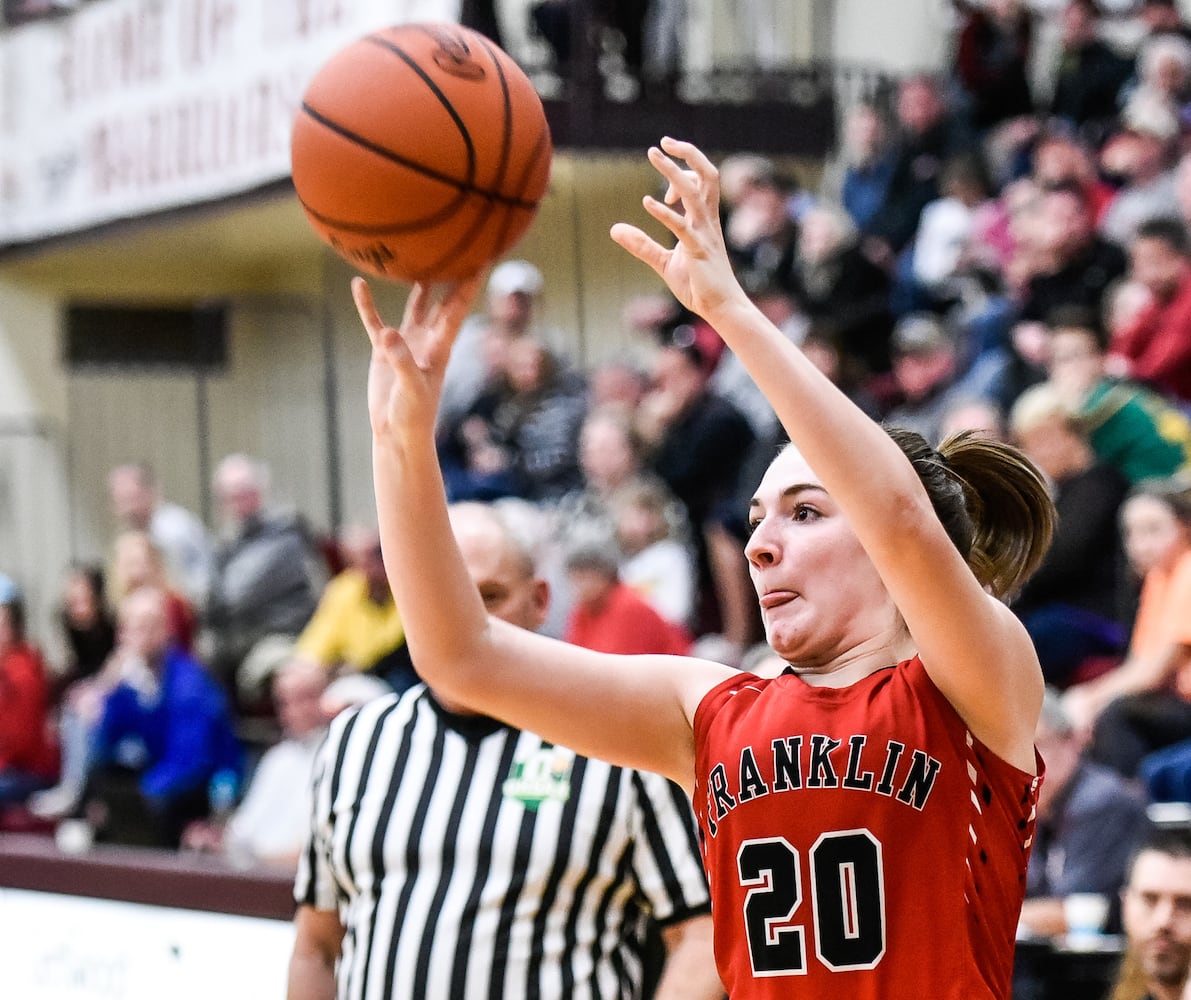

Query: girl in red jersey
[{"left": 352, "top": 137, "right": 1055, "bottom": 999}]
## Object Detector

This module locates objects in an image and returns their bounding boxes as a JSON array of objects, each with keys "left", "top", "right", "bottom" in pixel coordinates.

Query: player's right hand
[{"left": 353, "top": 276, "right": 481, "bottom": 441}]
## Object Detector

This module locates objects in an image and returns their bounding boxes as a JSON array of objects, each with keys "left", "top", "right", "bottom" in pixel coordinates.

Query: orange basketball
[{"left": 291, "top": 23, "right": 553, "bottom": 283}]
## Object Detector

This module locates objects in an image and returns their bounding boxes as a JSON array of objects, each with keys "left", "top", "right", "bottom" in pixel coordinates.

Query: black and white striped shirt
[{"left": 294, "top": 684, "right": 711, "bottom": 1000}]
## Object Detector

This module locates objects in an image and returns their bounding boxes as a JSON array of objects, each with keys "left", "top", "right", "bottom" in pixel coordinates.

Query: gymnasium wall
[
  {"left": 0, "top": 280, "right": 73, "bottom": 647},
  {"left": 0, "top": 151, "right": 744, "bottom": 645}
]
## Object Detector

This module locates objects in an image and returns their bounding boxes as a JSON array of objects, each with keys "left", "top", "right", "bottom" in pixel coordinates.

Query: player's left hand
[
  {"left": 610, "top": 136, "right": 747, "bottom": 323},
  {"left": 353, "top": 275, "right": 482, "bottom": 441}
]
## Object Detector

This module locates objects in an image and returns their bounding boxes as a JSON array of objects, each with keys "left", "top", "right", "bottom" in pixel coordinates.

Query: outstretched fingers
[
  {"left": 642, "top": 191, "right": 692, "bottom": 238},
  {"left": 354, "top": 276, "right": 413, "bottom": 371},
  {"left": 659, "top": 136, "right": 718, "bottom": 179},
  {"left": 352, "top": 277, "right": 385, "bottom": 348},
  {"left": 647, "top": 147, "right": 697, "bottom": 208},
  {"left": 439, "top": 273, "right": 483, "bottom": 335},
  {"left": 424, "top": 274, "right": 483, "bottom": 370},
  {"left": 613, "top": 137, "right": 742, "bottom": 318},
  {"left": 403, "top": 283, "right": 432, "bottom": 329},
  {"left": 610, "top": 221, "right": 670, "bottom": 277},
  {"left": 649, "top": 139, "right": 718, "bottom": 211}
]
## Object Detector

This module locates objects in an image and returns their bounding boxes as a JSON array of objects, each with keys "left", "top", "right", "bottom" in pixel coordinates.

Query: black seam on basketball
[
  {"left": 298, "top": 102, "right": 461, "bottom": 190},
  {"left": 492, "top": 125, "right": 552, "bottom": 254},
  {"left": 477, "top": 36, "right": 515, "bottom": 197},
  {"left": 298, "top": 104, "right": 538, "bottom": 213},
  {"left": 517, "top": 126, "right": 552, "bottom": 211},
  {"left": 414, "top": 35, "right": 516, "bottom": 280},
  {"left": 420, "top": 184, "right": 520, "bottom": 278},
  {"left": 405, "top": 210, "right": 534, "bottom": 282},
  {"left": 416, "top": 41, "right": 550, "bottom": 277},
  {"left": 494, "top": 124, "right": 550, "bottom": 252},
  {"left": 411, "top": 167, "right": 535, "bottom": 278},
  {"left": 363, "top": 32, "right": 476, "bottom": 186},
  {"left": 295, "top": 188, "right": 473, "bottom": 236},
  {"left": 480, "top": 126, "right": 549, "bottom": 264}
]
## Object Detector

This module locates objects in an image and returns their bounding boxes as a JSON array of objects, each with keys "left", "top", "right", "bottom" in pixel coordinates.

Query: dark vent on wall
[{"left": 65, "top": 303, "right": 228, "bottom": 371}]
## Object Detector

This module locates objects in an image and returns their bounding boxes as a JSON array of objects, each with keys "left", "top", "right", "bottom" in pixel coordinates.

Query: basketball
[{"left": 291, "top": 23, "right": 554, "bottom": 284}]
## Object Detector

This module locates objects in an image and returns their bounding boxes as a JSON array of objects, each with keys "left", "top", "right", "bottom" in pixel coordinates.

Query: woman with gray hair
[{"left": 1008, "top": 381, "right": 1130, "bottom": 687}]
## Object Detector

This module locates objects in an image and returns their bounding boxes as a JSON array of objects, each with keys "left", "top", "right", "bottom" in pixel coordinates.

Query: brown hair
[
  {"left": 885, "top": 427, "right": 1056, "bottom": 600},
  {"left": 110, "top": 529, "right": 172, "bottom": 602},
  {"left": 1110, "top": 826, "right": 1191, "bottom": 1000}
]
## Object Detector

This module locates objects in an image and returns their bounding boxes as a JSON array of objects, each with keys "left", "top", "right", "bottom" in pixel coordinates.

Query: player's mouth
[{"left": 759, "top": 590, "right": 797, "bottom": 610}]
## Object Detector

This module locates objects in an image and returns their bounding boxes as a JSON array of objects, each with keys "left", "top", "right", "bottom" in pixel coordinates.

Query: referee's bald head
[{"left": 449, "top": 502, "right": 549, "bottom": 632}]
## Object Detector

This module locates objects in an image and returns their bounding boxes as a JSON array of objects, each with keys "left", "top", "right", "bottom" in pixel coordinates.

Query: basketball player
[
  {"left": 286, "top": 502, "right": 721, "bottom": 1000},
  {"left": 351, "top": 137, "right": 1055, "bottom": 998}
]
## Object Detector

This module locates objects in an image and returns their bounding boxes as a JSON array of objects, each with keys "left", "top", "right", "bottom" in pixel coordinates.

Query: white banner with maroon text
[{"left": 0, "top": 0, "right": 458, "bottom": 245}]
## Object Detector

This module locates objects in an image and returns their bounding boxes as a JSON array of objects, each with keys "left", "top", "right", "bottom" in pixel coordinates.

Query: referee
[{"left": 287, "top": 502, "right": 722, "bottom": 1000}]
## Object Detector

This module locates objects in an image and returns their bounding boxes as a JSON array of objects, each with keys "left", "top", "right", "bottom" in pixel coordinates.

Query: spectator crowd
[{"left": 7, "top": 2, "right": 1191, "bottom": 995}]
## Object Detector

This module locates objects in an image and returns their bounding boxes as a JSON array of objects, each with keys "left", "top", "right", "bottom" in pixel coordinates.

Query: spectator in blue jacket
[{"left": 83, "top": 585, "right": 241, "bottom": 848}]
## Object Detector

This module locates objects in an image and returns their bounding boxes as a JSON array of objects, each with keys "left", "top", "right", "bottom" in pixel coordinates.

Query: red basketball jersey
[{"left": 693, "top": 655, "right": 1042, "bottom": 1000}]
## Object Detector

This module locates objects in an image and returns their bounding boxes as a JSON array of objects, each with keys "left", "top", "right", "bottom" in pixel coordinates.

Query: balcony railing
[{"left": 464, "top": 1, "right": 893, "bottom": 157}]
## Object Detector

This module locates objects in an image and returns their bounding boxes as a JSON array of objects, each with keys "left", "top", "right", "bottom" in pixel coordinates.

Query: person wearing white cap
[
  {"left": 437, "top": 258, "right": 551, "bottom": 433},
  {"left": 485, "top": 257, "right": 544, "bottom": 298}
]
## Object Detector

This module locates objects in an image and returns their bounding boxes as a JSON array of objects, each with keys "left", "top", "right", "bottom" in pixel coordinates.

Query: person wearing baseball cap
[
  {"left": 437, "top": 258, "right": 554, "bottom": 434},
  {"left": 485, "top": 258, "right": 544, "bottom": 298},
  {"left": 885, "top": 313, "right": 966, "bottom": 445}
]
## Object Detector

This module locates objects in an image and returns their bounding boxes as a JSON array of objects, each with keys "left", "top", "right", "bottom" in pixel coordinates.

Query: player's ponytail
[{"left": 885, "top": 427, "right": 1055, "bottom": 600}]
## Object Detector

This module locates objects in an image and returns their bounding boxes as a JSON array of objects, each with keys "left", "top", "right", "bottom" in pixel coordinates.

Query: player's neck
[{"left": 784, "top": 631, "right": 916, "bottom": 688}]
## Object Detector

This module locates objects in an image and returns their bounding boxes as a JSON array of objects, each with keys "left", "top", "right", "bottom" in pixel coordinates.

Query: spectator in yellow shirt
[{"left": 295, "top": 525, "right": 414, "bottom": 691}]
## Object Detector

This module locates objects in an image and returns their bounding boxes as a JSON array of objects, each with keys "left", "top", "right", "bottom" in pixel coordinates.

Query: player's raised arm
[
  {"left": 356, "top": 276, "right": 729, "bottom": 788},
  {"left": 611, "top": 137, "right": 1053, "bottom": 770}
]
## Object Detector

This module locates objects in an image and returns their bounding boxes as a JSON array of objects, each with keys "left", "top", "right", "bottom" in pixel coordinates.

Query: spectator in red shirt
[
  {"left": 562, "top": 537, "right": 691, "bottom": 657},
  {"left": 0, "top": 577, "right": 59, "bottom": 805},
  {"left": 1113, "top": 216, "right": 1191, "bottom": 405}
]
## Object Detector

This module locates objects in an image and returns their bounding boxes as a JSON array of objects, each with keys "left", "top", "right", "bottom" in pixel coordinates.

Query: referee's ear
[{"left": 528, "top": 577, "right": 550, "bottom": 632}]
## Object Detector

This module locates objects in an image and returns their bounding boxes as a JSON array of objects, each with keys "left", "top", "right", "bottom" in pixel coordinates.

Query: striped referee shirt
[{"left": 294, "top": 683, "right": 712, "bottom": 1000}]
